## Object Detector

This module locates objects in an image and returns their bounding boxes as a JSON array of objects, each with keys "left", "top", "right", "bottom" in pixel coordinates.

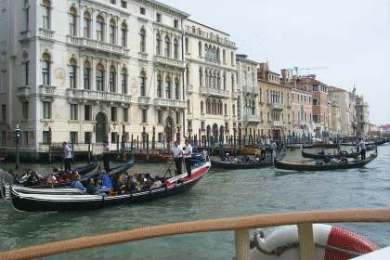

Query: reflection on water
[{"left": 0, "top": 145, "right": 390, "bottom": 259}]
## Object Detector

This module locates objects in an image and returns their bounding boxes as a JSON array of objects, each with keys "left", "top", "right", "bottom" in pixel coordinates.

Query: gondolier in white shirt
[
  {"left": 63, "top": 142, "right": 73, "bottom": 172},
  {"left": 183, "top": 140, "right": 193, "bottom": 177},
  {"left": 171, "top": 141, "right": 183, "bottom": 175}
]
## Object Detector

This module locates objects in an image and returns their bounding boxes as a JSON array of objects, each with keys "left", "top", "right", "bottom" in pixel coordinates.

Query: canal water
[{"left": 0, "top": 145, "right": 390, "bottom": 259}]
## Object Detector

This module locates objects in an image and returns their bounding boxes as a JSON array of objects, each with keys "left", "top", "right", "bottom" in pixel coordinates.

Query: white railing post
[
  {"left": 234, "top": 229, "right": 249, "bottom": 260},
  {"left": 297, "top": 223, "right": 315, "bottom": 260}
]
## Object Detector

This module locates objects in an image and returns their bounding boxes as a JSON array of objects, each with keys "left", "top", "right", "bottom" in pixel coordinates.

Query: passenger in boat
[
  {"left": 63, "top": 142, "right": 73, "bottom": 172},
  {"left": 127, "top": 175, "right": 138, "bottom": 193},
  {"left": 171, "top": 141, "right": 183, "bottom": 175},
  {"left": 150, "top": 176, "right": 163, "bottom": 189},
  {"left": 71, "top": 173, "right": 85, "bottom": 190},
  {"left": 183, "top": 140, "right": 193, "bottom": 177},
  {"left": 47, "top": 173, "right": 57, "bottom": 188},
  {"left": 86, "top": 178, "right": 97, "bottom": 195},
  {"left": 100, "top": 170, "right": 113, "bottom": 192}
]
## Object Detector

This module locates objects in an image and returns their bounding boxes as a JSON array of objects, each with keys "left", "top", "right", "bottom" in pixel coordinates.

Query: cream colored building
[
  {"left": 258, "top": 63, "right": 290, "bottom": 140},
  {"left": 0, "top": 0, "right": 189, "bottom": 156},
  {"left": 184, "top": 19, "right": 237, "bottom": 143},
  {"left": 236, "top": 54, "right": 260, "bottom": 137}
]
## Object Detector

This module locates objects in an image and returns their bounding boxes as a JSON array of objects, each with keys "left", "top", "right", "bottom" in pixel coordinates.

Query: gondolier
[
  {"left": 271, "top": 140, "right": 277, "bottom": 165},
  {"left": 171, "top": 141, "right": 183, "bottom": 175},
  {"left": 63, "top": 142, "right": 73, "bottom": 172},
  {"left": 358, "top": 138, "right": 367, "bottom": 160},
  {"left": 183, "top": 140, "right": 193, "bottom": 177}
]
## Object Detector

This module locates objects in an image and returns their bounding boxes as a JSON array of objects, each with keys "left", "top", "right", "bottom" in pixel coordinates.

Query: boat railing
[{"left": 1, "top": 208, "right": 390, "bottom": 260}]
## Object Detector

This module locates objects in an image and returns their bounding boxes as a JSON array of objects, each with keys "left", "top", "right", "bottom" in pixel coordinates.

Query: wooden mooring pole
[{"left": 234, "top": 229, "right": 249, "bottom": 260}]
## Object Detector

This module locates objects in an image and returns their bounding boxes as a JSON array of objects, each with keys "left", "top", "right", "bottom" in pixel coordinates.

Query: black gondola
[
  {"left": 10, "top": 161, "right": 211, "bottom": 212},
  {"left": 17, "top": 160, "right": 134, "bottom": 188},
  {"left": 275, "top": 153, "right": 377, "bottom": 172},
  {"left": 11, "top": 159, "right": 136, "bottom": 196},
  {"left": 301, "top": 150, "right": 360, "bottom": 160},
  {"left": 210, "top": 156, "right": 272, "bottom": 169}
]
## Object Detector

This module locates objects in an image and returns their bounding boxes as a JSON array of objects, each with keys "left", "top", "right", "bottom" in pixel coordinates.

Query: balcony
[
  {"left": 200, "top": 87, "right": 230, "bottom": 98},
  {"left": 39, "top": 85, "right": 56, "bottom": 100},
  {"left": 38, "top": 28, "right": 55, "bottom": 41},
  {"left": 242, "top": 85, "right": 259, "bottom": 96},
  {"left": 272, "top": 121, "right": 284, "bottom": 128},
  {"left": 138, "top": 96, "right": 151, "bottom": 105},
  {"left": 268, "top": 102, "right": 284, "bottom": 111},
  {"left": 66, "top": 89, "right": 132, "bottom": 104},
  {"left": 16, "top": 86, "right": 31, "bottom": 98},
  {"left": 153, "top": 98, "right": 186, "bottom": 109},
  {"left": 67, "top": 36, "right": 129, "bottom": 56},
  {"left": 244, "top": 114, "right": 261, "bottom": 123},
  {"left": 154, "top": 56, "right": 185, "bottom": 70}
]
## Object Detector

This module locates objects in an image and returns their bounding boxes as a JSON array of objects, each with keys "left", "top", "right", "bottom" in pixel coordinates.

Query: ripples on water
[{"left": 1, "top": 145, "right": 390, "bottom": 259}]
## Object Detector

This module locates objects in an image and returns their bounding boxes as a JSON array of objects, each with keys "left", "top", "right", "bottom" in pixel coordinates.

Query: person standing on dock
[
  {"left": 271, "top": 140, "right": 278, "bottom": 166},
  {"left": 183, "top": 140, "right": 193, "bottom": 177},
  {"left": 171, "top": 141, "right": 183, "bottom": 175},
  {"left": 358, "top": 138, "right": 367, "bottom": 160},
  {"left": 63, "top": 142, "right": 73, "bottom": 172}
]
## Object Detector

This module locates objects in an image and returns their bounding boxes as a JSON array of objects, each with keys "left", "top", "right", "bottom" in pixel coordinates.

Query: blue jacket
[
  {"left": 71, "top": 180, "right": 86, "bottom": 190},
  {"left": 101, "top": 174, "right": 113, "bottom": 189}
]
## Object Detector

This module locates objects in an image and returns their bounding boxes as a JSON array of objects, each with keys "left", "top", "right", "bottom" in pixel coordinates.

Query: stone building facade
[
  {"left": 0, "top": 0, "right": 190, "bottom": 154},
  {"left": 236, "top": 54, "right": 260, "bottom": 137},
  {"left": 184, "top": 19, "right": 237, "bottom": 143}
]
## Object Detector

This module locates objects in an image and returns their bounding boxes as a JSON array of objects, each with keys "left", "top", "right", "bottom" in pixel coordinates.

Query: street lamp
[{"left": 15, "top": 124, "right": 21, "bottom": 169}]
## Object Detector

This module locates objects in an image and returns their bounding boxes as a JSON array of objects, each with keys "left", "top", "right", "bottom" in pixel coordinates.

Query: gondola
[
  {"left": 210, "top": 156, "right": 272, "bottom": 170},
  {"left": 11, "top": 159, "right": 136, "bottom": 195},
  {"left": 10, "top": 160, "right": 211, "bottom": 212},
  {"left": 17, "top": 159, "right": 134, "bottom": 188},
  {"left": 301, "top": 150, "right": 360, "bottom": 160},
  {"left": 275, "top": 153, "right": 377, "bottom": 172}
]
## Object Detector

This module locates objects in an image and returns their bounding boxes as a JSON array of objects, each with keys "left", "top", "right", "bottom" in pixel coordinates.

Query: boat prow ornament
[{"left": 249, "top": 224, "right": 378, "bottom": 260}]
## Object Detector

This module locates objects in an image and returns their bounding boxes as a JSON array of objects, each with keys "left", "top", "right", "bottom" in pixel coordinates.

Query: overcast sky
[{"left": 161, "top": 0, "right": 390, "bottom": 125}]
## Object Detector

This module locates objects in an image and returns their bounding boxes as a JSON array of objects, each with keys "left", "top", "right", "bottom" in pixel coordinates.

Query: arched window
[
  {"left": 173, "top": 38, "right": 179, "bottom": 59},
  {"left": 231, "top": 74, "right": 235, "bottom": 92},
  {"left": 156, "top": 33, "right": 161, "bottom": 55},
  {"left": 157, "top": 73, "right": 162, "bottom": 98},
  {"left": 165, "top": 76, "right": 171, "bottom": 99},
  {"left": 109, "top": 19, "right": 116, "bottom": 45},
  {"left": 212, "top": 100, "right": 216, "bottom": 114},
  {"left": 140, "top": 70, "right": 146, "bottom": 96},
  {"left": 217, "top": 72, "right": 221, "bottom": 89},
  {"left": 186, "top": 66, "right": 190, "bottom": 85},
  {"left": 41, "top": 53, "right": 51, "bottom": 85},
  {"left": 68, "top": 58, "right": 77, "bottom": 89},
  {"left": 140, "top": 27, "right": 146, "bottom": 52},
  {"left": 198, "top": 41, "right": 202, "bottom": 57},
  {"left": 187, "top": 100, "right": 190, "bottom": 113},
  {"left": 165, "top": 35, "right": 171, "bottom": 58},
  {"left": 42, "top": 0, "right": 51, "bottom": 30},
  {"left": 109, "top": 66, "right": 116, "bottom": 92},
  {"left": 69, "top": 7, "right": 77, "bottom": 36},
  {"left": 96, "top": 64, "right": 105, "bottom": 91},
  {"left": 252, "top": 99, "right": 256, "bottom": 115},
  {"left": 200, "top": 101, "right": 204, "bottom": 114},
  {"left": 206, "top": 99, "right": 210, "bottom": 114},
  {"left": 205, "top": 70, "right": 208, "bottom": 87},
  {"left": 83, "top": 61, "right": 91, "bottom": 90},
  {"left": 121, "top": 22, "right": 128, "bottom": 48},
  {"left": 199, "top": 68, "right": 203, "bottom": 87},
  {"left": 174, "top": 77, "right": 180, "bottom": 100},
  {"left": 96, "top": 15, "right": 105, "bottom": 41},
  {"left": 83, "top": 12, "right": 91, "bottom": 38},
  {"left": 121, "top": 67, "right": 128, "bottom": 94},
  {"left": 223, "top": 72, "right": 226, "bottom": 90}
]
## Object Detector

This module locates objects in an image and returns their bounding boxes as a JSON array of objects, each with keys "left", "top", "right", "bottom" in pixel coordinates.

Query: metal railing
[{"left": 0, "top": 209, "right": 389, "bottom": 260}]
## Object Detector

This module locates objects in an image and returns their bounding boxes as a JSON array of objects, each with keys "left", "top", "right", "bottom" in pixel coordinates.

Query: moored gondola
[
  {"left": 10, "top": 160, "right": 211, "bottom": 212},
  {"left": 210, "top": 156, "right": 272, "bottom": 170},
  {"left": 301, "top": 150, "right": 360, "bottom": 160},
  {"left": 275, "top": 153, "right": 377, "bottom": 172}
]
